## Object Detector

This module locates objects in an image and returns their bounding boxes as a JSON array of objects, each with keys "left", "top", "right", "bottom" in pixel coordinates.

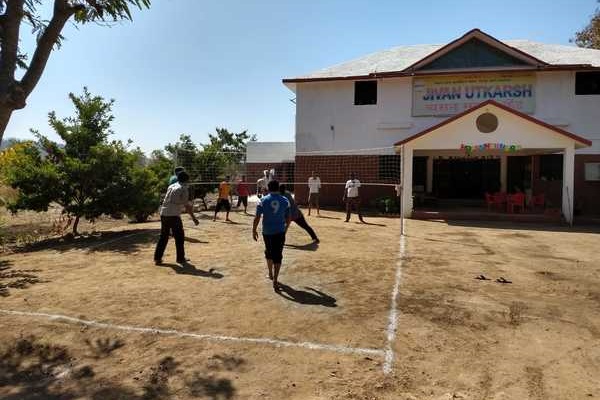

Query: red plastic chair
[
  {"left": 491, "top": 192, "right": 507, "bottom": 212},
  {"left": 485, "top": 193, "right": 495, "bottom": 212},
  {"left": 530, "top": 194, "right": 545, "bottom": 210},
  {"left": 507, "top": 193, "right": 525, "bottom": 213}
]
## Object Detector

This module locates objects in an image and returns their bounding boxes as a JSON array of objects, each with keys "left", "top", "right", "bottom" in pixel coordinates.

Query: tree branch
[
  {"left": 0, "top": 0, "right": 25, "bottom": 83},
  {"left": 19, "top": 0, "right": 83, "bottom": 98}
]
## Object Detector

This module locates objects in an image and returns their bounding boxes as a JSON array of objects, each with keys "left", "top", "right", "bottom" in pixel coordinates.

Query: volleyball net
[{"left": 170, "top": 147, "right": 403, "bottom": 213}]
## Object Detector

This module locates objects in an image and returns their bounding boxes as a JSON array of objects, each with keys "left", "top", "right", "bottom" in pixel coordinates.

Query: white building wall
[
  {"left": 246, "top": 142, "right": 295, "bottom": 163},
  {"left": 295, "top": 72, "right": 600, "bottom": 154},
  {"left": 536, "top": 71, "right": 600, "bottom": 154}
]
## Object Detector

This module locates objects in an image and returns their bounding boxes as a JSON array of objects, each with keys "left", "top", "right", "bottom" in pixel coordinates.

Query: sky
[{"left": 4, "top": 0, "right": 598, "bottom": 153}]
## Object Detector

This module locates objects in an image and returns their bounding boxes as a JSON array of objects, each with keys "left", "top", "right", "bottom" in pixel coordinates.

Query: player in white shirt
[
  {"left": 307, "top": 171, "right": 321, "bottom": 216},
  {"left": 343, "top": 172, "right": 365, "bottom": 223},
  {"left": 256, "top": 171, "right": 268, "bottom": 198}
]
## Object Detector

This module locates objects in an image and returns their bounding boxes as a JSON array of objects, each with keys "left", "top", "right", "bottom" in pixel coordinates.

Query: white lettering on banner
[{"left": 412, "top": 73, "right": 536, "bottom": 116}]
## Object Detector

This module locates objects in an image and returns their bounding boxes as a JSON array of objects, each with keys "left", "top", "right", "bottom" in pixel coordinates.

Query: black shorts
[
  {"left": 263, "top": 233, "right": 286, "bottom": 264},
  {"left": 215, "top": 198, "right": 231, "bottom": 212},
  {"left": 237, "top": 196, "right": 248, "bottom": 207}
]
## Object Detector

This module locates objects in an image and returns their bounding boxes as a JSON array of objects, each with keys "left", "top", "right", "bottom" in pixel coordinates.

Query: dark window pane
[
  {"left": 575, "top": 72, "right": 600, "bottom": 95},
  {"left": 539, "top": 154, "right": 563, "bottom": 181},
  {"left": 354, "top": 81, "right": 377, "bottom": 105}
]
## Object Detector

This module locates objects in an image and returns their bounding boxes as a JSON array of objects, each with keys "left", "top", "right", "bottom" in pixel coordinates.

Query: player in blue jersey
[{"left": 253, "top": 180, "right": 291, "bottom": 291}]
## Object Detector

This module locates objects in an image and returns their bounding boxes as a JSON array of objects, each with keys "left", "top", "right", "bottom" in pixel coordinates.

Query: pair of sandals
[{"left": 475, "top": 274, "right": 512, "bottom": 284}]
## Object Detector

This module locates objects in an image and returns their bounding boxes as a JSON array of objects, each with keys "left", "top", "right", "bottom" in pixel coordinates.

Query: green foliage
[
  {"left": 123, "top": 152, "right": 161, "bottom": 223},
  {"left": 374, "top": 196, "right": 399, "bottom": 214},
  {"left": 163, "top": 129, "right": 255, "bottom": 201},
  {"left": 1, "top": 88, "right": 159, "bottom": 233},
  {"left": 147, "top": 150, "right": 173, "bottom": 183},
  {"left": 573, "top": 4, "right": 600, "bottom": 49}
]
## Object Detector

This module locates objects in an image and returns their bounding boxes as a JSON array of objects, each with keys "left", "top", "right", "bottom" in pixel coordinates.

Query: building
[
  {"left": 245, "top": 141, "right": 295, "bottom": 186},
  {"left": 283, "top": 29, "right": 600, "bottom": 222}
]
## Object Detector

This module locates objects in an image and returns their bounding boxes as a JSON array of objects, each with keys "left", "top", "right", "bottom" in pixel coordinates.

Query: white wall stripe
[
  {"left": 0, "top": 309, "right": 385, "bottom": 357},
  {"left": 382, "top": 233, "right": 406, "bottom": 374}
]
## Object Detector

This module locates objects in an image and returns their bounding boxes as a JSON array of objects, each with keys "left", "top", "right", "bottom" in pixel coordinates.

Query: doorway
[
  {"left": 433, "top": 157, "right": 501, "bottom": 199},
  {"left": 507, "top": 156, "right": 532, "bottom": 193}
]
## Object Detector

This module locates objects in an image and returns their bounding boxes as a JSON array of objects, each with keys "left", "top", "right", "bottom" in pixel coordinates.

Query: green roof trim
[{"left": 420, "top": 38, "right": 530, "bottom": 70}]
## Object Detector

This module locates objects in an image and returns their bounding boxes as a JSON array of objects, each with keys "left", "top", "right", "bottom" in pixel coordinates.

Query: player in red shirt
[{"left": 235, "top": 175, "right": 250, "bottom": 214}]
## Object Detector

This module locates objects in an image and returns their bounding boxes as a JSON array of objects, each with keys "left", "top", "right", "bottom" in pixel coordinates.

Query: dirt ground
[{"left": 1, "top": 204, "right": 600, "bottom": 399}]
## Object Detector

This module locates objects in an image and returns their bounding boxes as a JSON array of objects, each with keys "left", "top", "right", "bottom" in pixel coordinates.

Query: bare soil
[{"left": 1, "top": 204, "right": 599, "bottom": 399}]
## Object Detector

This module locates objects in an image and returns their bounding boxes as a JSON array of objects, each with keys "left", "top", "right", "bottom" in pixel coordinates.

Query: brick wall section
[
  {"left": 531, "top": 154, "right": 600, "bottom": 215},
  {"left": 574, "top": 154, "right": 600, "bottom": 216},
  {"left": 294, "top": 155, "right": 399, "bottom": 207},
  {"left": 247, "top": 155, "right": 600, "bottom": 215},
  {"left": 531, "top": 155, "right": 562, "bottom": 209}
]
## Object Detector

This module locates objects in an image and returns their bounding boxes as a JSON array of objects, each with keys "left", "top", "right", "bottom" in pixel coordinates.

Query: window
[
  {"left": 476, "top": 112, "right": 498, "bottom": 133},
  {"left": 379, "top": 155, "right": 401, "bottom": 181},
  {"left": 585, "top": 163, "right": 600, "bottom": 181},
  {"left": 575, "top": 72, "right": 600, "bottom": 95},
  {"left": 354, "top": 81, "right": 377, "bottom": 105},
  {"left": 539, "top": 154, "right": 563, "bottom": 181}
]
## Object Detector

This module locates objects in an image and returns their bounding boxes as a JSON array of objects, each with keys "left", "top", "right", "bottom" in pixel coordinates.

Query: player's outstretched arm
[{"left": 185, "top": 203, "right": 199, "bottom": 225}]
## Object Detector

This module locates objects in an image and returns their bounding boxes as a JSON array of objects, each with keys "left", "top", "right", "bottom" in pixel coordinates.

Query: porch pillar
[
  {"left": 401, "top": 145, "right": 414, "bottom": 218},
  {"left": 562, "top": 145, "right": 575, "bottom": 225},
  {"left": 426, "top": 156, "right": 434, "bottom": 193},
  {"left": 500, "top": 155, "right": 507, "bottom": 192}
]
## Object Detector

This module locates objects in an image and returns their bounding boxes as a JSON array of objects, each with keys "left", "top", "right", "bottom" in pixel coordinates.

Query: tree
[
  {"left": 2, "top": 88, "right": 143, "bottom": 234},
  {"left": 0, "top": 0, "right": 151, "bottom": 144},
  {"left": 147, "top": 149, "right": 173, "bottom": 186},
  {"left": 161, "top": 129, "right": 256, "bottom": 210},
  {"left": 123, "top": 149, "right": 160, "bottom": 223},
  {"left": 573, "top": 3, "right": 600, "bottom": 49}
]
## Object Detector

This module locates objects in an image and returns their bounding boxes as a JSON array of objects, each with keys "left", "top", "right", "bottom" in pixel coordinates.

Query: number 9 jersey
[{"left": 256, "top": 193, "right": 290, "bottom": 235}]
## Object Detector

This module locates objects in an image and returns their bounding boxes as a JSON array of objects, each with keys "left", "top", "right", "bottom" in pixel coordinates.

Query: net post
[{"left": 400, "top": 144, "right": 405, "bottom": 236}]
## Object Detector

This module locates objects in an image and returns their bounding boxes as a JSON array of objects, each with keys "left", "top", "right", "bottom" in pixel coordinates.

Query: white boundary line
[
  {"left": 0, "top": 309, "right": 385, "bottom": 357},
  {"left": 382, "top": 233, "right": 406, "bottom": 374},
  {"left": 4, "top": 221, "right": 406, "bottom": 372}
]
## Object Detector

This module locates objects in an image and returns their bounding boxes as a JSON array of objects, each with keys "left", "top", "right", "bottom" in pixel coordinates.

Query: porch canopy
[{"left": 394, "top": 100, "right": 591, "bottom": 223}]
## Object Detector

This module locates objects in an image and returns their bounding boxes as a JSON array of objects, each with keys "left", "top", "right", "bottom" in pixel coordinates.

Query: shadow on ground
[
  {"left": 15, "top": 229, "right": 160, "bottom": 255},
  {"left": 277, "top": 284, "right": 337, "bottom": 307},
  {"left": 285, "top": 242, "right": 319, "bottom": 251},
  {"left": 0, "top": 335, "right": 236, "bottom": 400},
  {"left": 0, "top": 259, "right": 47, "bottom": 297},
  {"left": 356, "top": 220, "right": 387, "bottom": 227},
  {"left": 159, "top": 263, "right": 224, "bottom": 279}
]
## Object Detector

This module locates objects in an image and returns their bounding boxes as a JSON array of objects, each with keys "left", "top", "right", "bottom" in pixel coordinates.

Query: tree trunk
[
  {"left": 0, "top": 106, "right": 14, "bottom": 144},
  {"left": 72, "top": 215, "right": 80, "bottom": 236}
]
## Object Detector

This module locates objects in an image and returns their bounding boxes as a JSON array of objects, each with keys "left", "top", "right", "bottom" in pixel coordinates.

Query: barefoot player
[
  {"left": 253, "top": 180, "right": 291, "bottom": 291},
  {"left": 235, "top": 175, "right": 250, "bottom": 214},
  {"left": 214, "top": 176, "right": 232, "bottom": 222},
  {"left": 343, "top": 172, "right": 365, "bottom": 223},
  {"left": 307, "top": 171, "right": 321, "bottom": 216}
]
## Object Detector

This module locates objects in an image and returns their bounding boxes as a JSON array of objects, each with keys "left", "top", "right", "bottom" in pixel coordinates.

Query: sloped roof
[
  {"left": 283, "top": 30, "right": 600, "bottom": 83},
  {"left": 393, "top": 100, "right": 592, "bottom": 148}
]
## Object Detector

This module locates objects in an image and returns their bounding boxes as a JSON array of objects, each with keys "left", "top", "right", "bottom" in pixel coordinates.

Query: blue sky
[{"left": 5, "top": 0, "right": 598, "bottom": 153}]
